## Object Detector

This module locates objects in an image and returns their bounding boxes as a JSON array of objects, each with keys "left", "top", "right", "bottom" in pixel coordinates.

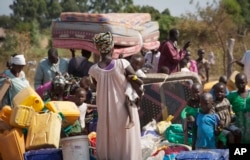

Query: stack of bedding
[{"left": 52, "top": 12, "right": 160, "bottom": 58}]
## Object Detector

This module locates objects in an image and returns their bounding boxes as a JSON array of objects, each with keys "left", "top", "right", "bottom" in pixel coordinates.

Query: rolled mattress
[
  {"left": 142, "top": 31, "right": 160, "bottom": 43},
  {"left": 52, "top": 29, "right": 142, "bottom": 46},
  {"left": 60, "top": 12, "right": 151, "bottom": 29},
  {"left": 52, "top": 39, "right": 141, "bottom": 58},
  {"left": 51, "top": 21, "right": 140, "bottom": 37},
  {"left": 139, "top": 21, "right": 159, "bottom": 35},
  {"left": 142, "top": 41, "right": 160, "bottom": 50}
]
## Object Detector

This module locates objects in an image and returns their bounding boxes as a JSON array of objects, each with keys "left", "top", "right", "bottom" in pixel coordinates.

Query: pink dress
[
  {"left": 88, "top": 59, "right": 142, "bottom": 160},
  {"left": 188, "top": 60, "right": 198, "bottom": 73}
]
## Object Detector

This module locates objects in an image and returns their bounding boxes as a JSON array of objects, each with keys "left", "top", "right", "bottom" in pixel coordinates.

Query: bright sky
[{"left": 0, "top": 0, "right": 220, "bottom": 17}]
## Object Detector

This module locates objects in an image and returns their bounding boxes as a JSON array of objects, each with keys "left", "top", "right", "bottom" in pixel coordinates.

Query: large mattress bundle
[{"left": 52, "top": 12, "right": 160, "bottom": 58}]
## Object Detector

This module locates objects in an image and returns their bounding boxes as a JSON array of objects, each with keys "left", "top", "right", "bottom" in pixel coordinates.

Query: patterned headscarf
[
  {"left": 53, "top": 74, "right": 66, "bottom": 86},
  {"left": 93, "top": 32, "right": 114, "bottom": 55}
]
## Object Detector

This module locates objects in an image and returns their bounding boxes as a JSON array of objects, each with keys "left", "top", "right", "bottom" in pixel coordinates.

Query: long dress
[
  {"left": 227, "top": 91, "right": 250, "bottom": 143},
  {"left": 88, "top": 59, "right": 142, "bottom": 160}
]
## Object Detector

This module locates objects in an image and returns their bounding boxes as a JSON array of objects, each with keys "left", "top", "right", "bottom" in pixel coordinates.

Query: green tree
[
  {"left": 46, "top": 0, "right": 62, "bottom": 23},
  {"left": 158, "top": 15, "right": 177, "bottom": 41},
  {"left": 89, "top": 0, "right": 133, "bottom": 13},
  {"left": 0, "top": 15, "right": 14, "bottom": 29},
  {"left": 30, "top": 20, "right": 40, "bottom": 46},
  {"left": 10, "top": 0, "right": 40, "bottom": 22},
  {"left": 175, "top": 0, "right": 243, "bottom": 75},
  {"left": 9, "top": 0, "right": 62, "bottom": 29},
  {"left": 123, "top": 4, "right": 141, "bottom": 13},
  {"left": 161, "top": 9, "right": 171, "bottom": 16},
  {"left": 0, "top": 31, "right": 19, "bottom": 57},
  {"left": 140, "top": 6, "right": 160, "bottom": 20},
  {"left": 60, "top": 0, "right": 81, "bottom": 12},
  {"left": 236, "top": 0, "right": 250, "bottom": 25},
  {"left": 60, "top": 0, "right": 89, "bottom": 12}
]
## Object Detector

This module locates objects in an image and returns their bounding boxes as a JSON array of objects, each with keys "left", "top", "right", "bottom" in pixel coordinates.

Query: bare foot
[{"left": 125, "top": 121, "right": 135, "bottom": 129}]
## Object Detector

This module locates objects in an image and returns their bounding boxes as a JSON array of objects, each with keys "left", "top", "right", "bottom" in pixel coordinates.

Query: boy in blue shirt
[{"left": 194, "top": 93, "right": 221, "bottom": 149}]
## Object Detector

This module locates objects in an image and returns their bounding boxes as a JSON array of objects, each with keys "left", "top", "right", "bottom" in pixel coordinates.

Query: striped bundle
[{"left": 51, "top": 12, "right": 160, "bottom": 58}]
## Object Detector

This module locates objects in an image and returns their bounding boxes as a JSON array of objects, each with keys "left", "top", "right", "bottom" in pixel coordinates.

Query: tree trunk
[{"left": 227, "top": 38, "right": 235, "bottom": 78}]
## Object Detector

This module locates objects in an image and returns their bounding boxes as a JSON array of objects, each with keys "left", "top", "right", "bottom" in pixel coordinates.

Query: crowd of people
[{"left": 0, "top": 28, "right": 250, "bottom": 159}]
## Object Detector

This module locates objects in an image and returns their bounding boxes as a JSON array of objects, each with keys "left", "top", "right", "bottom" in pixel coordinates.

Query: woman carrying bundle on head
[{"left": 88, "top": 32, "right": 143, "bottom": 160}]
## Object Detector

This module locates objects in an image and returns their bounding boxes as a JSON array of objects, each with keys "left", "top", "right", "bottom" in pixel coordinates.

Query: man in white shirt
[{"left": 234, "top": 50, "right": 250, "bottom": 86}]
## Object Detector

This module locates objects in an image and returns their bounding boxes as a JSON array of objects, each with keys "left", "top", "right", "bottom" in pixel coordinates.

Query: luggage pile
[
  {"left": 0, "top": 86, "right": 91, "bottom": 160},
  {"left": 51, "top": 12, "right": 160, "bottom": 58}
]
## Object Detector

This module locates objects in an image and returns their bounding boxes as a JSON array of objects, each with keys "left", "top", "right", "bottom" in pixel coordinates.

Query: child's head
[
  {"left": 219, "top": 75, "right": 227, "bottom": 85},
  {"left": 79, "top": 76, "right": 91, "bottom": 90},
  {"left": 184, "top": 50, "right": 191, "bottom": 61},
  {"left": 191, "top": 83, "right": 203, "bottom": 100},
  {"left": 81, "top": 49, "right": 92, "bottom": 59},
  {"left": 73, "top": 87, "right": 87, "bottom": 106},
  {"left": 235, "top": 72, "right": 247, "bottom": 91},
  {"left": 214, "top": 82, "right": 226, "bottom": 101},
  {"left": 130, "top": 54, "right": 145, "bottom": 72},
  {"left": 151, "top": 49, "right": 158, "bottom": 55},
  {"left": 159, "top": 66, "right": 170, "bottom": 74},
  {"left": 200, "top": 93, "right": 213, "bottom": 114},
  {"left": 197, "top": 48, "right": 205, "bottom": 59},
  {"left": 51, "top": 74, "right": 66, "bottom": 100},
  {"left": 180, "top": 58, "right": 188, "bottom": 69}
]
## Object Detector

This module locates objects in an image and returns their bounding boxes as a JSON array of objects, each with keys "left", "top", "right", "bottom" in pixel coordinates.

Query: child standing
[
  {"left": 79, "top": 76, "right": 94, "bottom": 104},
  {"left": 73, "top": 87, "right": 88, "bottom": 131},
  {"left": 194, "top": 92, "right": 220, "bottom": 149},
  {"left": 227, "top": 72, "right": 250, "bottom": 143},
  {"left": 213, "top": 82, "right": 241, "bottom": 147},
  {"left": 73, "top": 87, "right": 97, "bottom": 131},
  {"left": 181, "top": 83, "right": 203, "bottom": 148}
]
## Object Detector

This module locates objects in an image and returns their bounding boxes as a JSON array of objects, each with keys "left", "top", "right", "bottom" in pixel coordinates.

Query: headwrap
[
  {"left": 53, "top": 74, "right": 66, "bottom": 86},
  {"left": 93, "top": 32, "right": 114, "bottom": 55},
  {"left": 11, "top": 54, "right": 26, "bottom": 65}
]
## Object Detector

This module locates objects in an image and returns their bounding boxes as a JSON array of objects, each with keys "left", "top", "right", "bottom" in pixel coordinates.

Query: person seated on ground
[
  {"left": 184, "top": 50, "right": 198, "bottom": 73},
  {"left": 194, "top": 93, "right": 221, "bottom": 149},
  {"left": 227, "top": 72, "right": 250, "bottom": 143},
  {"left": 180, "top": 58, "right": 190, "bottom": 72},
  {"left": 0, "top": 54, "right": 30, "bottom": 107},
  {"left": 72, "top": 87, "right": 97, "bottom": 132},
  {"left": 213, "top": 82, "right": 241, "bottom": 148},
  {"left": 130, "top": 53, "right": 147, "bottom": 78},
  {"left": 35, "top": 73, "right": 69, "bottom": 101},
  {"left": 181, "top": 82, "right": 203, "bottom": 148},
  {"left": 68, "top": 49, "right": 94, "bottom": 78},
  {"left": 210, "top": 75, "right": 230, "bottom": 100}
]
